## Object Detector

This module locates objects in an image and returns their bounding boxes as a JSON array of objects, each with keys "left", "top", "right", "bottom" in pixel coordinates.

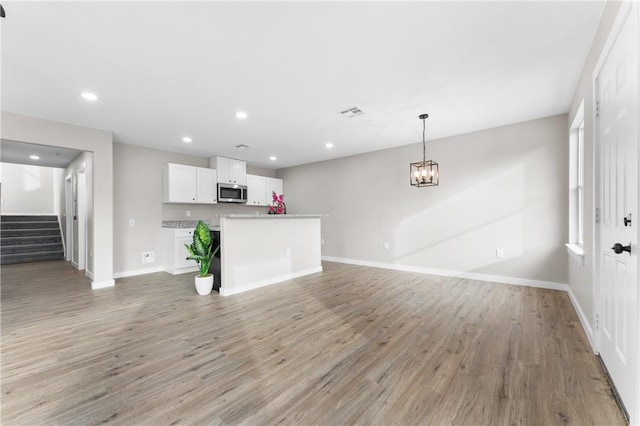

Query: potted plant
[
  {"left": 184, "top": 220, "right": 220, "bottom": 295},
  {"left": 268, "top": 191, "right": 286, "bottom": 214}
]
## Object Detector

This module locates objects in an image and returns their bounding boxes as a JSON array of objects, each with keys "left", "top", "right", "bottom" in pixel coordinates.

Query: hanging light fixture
[{"left": 410, "top": 113, "right": 439, "bottom": 187}]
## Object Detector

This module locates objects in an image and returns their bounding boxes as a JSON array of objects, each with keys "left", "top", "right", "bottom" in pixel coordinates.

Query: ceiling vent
[
  {"left": 339, "top": 107, "right": 364, "bottom": 118},
  {"left": 235, "top": 144, "right": 251, "bottom": 149}
]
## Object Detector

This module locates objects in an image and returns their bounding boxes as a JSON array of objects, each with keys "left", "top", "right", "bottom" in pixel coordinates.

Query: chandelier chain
[{"left": 422, "top": 117, "right": 426, "bottom": 163}]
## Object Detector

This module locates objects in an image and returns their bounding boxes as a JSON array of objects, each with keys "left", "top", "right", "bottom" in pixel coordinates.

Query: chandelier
[{"left": 410, "top": 114, "right": 439, "bottom": 187}]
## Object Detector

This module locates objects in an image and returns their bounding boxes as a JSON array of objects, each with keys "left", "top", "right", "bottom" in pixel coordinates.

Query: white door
[
  {"left": 64, "top": 175, "right": 73, "bottom": 261},
  {"left": 77, "top": 169, "right": 86, "bottom": 271},
  {"left": 596, "top": 2, "right": 639, "bottom": 422}
]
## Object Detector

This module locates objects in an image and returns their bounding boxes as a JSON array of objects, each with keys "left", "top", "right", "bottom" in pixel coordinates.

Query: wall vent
[{"left": 339, "top": 107, "right": 365, "bottom": 118}]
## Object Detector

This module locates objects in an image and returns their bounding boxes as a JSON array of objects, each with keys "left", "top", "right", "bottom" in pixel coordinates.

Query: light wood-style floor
[{"left": 1, "top": 260, "right": 624, "bottom": 425}]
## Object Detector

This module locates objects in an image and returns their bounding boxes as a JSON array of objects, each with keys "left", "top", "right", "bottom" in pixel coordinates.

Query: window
[
  {"left": 567, "top": 101, "right": 585, "bottom": 263},
  {"left": 577, "top": 120, "right": 584, "bottom": 246}
]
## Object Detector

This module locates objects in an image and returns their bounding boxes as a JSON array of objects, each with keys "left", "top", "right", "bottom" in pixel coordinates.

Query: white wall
[
  {"left": 220, "top": 216, "right": 322, "bottom": 296},
  {"left": 1, "top": 112, "right": 114, "bottom": 289},
  {"left": 113, "top": 141, "right": 276, "bottom": 275},
  {"left": 278, "top": 114, "right": 569, "bottom": 285},
  {"left": 566, "top": 0, "right": 622, "bottom": 334},
  {"left": 0, "top": 162, "right": 63, "bottom": 214}
]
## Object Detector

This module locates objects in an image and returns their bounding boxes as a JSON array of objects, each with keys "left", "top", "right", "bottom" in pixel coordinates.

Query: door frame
[
  {"left": 64, "top": 174, "right": 73, "bottom": 262},
  {"left": 77, "top": 168, "right": 87, "bottom": 271},
  {"left": 592, "top": 1, "right": 639, "bottom": 421}
]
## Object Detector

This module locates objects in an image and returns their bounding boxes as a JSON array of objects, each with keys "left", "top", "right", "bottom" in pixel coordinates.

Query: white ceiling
[
  {"left": 1, "top": 1, "right": 604, "bottom": 169},
  {"left": 1, "top": 139, "right": 82, "bottom": 168}
]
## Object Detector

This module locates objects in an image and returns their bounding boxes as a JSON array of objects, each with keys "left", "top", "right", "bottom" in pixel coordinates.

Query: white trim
[
  {"left": 113, "top": 267, "right": 165, "bottom": 279},
  {"left": 85, "top": 269, "right": 94, "bottom": 280},
  {"left": 91, "top": 279, "right": 115, "bottom": 289},
  {"left": 565, "top": 243, "right": 585, "bottom": 266},
  {"left": 71, "top": 261, "right": 79, "bottom": 269},
  {"left": 165, "top": 265, "right": 199, "bottom": 275},
  {"left": 322, "top": 256, "right": 568, "bottom": 292},
  {"left": 220, "top": 266, "right": 323, "bottom": 296},
  {"left": 567, "top": 287, "right": 596, "bottom": 352}
]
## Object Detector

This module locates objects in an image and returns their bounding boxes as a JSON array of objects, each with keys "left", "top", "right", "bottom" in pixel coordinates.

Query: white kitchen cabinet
[
  {"left": 210, "top": 156, "right": 246, "bottom": 185},
  {"left": 163, "top": 163, "right": 218, "bottom": 204},
  {"left": 196, "top": 168, "right": 217, "bottom": 204},
  {"left": 247, "top": 174, "right": 267, "bottom": 206},
  {"left": 163, "top": 228, "right": 198, "bottom": 274},
  {"left": 163, "top": 163, "right": 197, "bottom": 203},
  {"left": 265, "top": 177, "right": 284, "bottom": 202},
  {"left": 246, "top": 175, "right": 284, "bottom": 207}
]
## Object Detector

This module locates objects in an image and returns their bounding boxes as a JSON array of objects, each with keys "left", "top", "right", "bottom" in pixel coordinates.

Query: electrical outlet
[
  {"left": 286, "top": 248, "right": 291, "bottom": 257},
  {"left": 321, "top": 238, "right": 325, "bottom": 245},
  {"left": 129, "top": 219, "right": 135, "bottom": 227},
  {"left": 383, "top": 242, "right": 390, "bottom": 250},
  {"left": 186, "top": 210, "right": 191, "bottom": 217},
  {"left": 142, "top": 252, "right": 155, "bottom": 263},
  {"left": 496, "top": 248, "right": 504, "bottom": 258}
]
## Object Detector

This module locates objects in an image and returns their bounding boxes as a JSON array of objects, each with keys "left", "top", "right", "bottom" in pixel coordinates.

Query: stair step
[
  {"left": 1, "top": 229, "right": 61, "bottom": 238},
  {"left": 1, "top": 215, "right": 58, "bottom": 222},
  {"left": 1, "top": 243, "right": 64, "bottom": 255},
  {"left": 1, "top": 252, "right": 65, "bottom": 265},
  {"left": 1, "top": 236, "right": 63, "bottom": 246},
  {"left": 1, "top": 222, "right": 60, "bottom": 230}
]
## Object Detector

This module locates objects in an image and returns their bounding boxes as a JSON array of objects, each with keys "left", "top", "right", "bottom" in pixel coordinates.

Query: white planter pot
[{"left": 194, "top": 274, "right": 214, "bottom": 295}]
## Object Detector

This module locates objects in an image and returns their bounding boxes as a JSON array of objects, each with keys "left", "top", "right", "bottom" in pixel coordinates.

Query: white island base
[{"left": 219, "top": 215, "right": 322, "bottom": 296}]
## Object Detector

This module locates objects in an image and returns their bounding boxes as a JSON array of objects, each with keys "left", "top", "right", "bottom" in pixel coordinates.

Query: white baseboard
[
  {"left": 322, "top": 256, "right": 569, "bottom": 291},
  {"left": 113, "top": 266, "right": 165, "bottom": 279},
  {"left": 91, "top": 279, "right": 115, "bottom": 289},
  {"left": 567, "top": 287, "right": 596, "bottom": 352},
  {"left": 220, "top": 266, "right": 323, "bottom": 296},
  {"left": 85, "top": 269, "right": 94, "bottom": 280}
]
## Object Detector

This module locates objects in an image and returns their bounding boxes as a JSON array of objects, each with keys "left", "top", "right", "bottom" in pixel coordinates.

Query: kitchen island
[{"left": 219, "top": 215, "right": 322, "bottom": 296}]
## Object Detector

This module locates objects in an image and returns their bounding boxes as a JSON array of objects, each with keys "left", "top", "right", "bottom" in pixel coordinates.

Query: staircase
[{"left": 1, "top": 215, "right": 65, "bottom": 265}]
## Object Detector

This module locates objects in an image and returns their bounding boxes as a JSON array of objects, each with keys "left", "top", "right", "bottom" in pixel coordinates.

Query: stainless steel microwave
[{"left": 217, "top": 183, "right": 247, "bottom": 203}]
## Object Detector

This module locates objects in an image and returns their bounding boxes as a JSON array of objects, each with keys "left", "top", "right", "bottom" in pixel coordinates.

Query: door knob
[{"left": 611, "top": 243, "right": 632, "bottom": 255}]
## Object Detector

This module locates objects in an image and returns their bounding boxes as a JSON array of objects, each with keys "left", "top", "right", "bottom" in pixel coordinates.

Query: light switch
[{"left": 129, "top": 219, "right": 135, "bottom": 227}]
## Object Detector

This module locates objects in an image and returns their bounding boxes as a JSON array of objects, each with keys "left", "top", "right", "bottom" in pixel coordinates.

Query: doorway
[
  {"left": 65, "top": 174, "right": 73, "bottom": 262},
  {"left": 77, "top": 168, "right": 86, "bottom": 271}
]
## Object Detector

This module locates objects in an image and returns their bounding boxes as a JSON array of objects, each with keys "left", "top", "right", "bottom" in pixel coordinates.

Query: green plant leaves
[{"left": 184, "top": 220, "right": 219, "bottom": 277}]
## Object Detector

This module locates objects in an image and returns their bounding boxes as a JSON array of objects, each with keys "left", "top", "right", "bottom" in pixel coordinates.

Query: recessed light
[
  {"left": 269, "top": 156, "right": 277, "bottom": 161},
  {"left": 236, "top": 111, "right": 248, "bottom": 119},
  {"left": 30, "top": 155, "right": 40, "bottom": 160},
  {"left": 325, "top": 142, "right": 334, "bottom": 148},
  {"left": 182, "top": 136, "right": 192, "bottom": 143},
  {"left": 81, "top": 92, "right": 98, "bottom": 101}
]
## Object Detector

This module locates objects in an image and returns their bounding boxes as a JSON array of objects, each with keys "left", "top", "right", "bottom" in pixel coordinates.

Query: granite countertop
[
  {"left": 163, "top": 215, "right": 321, "bottom": 228},
  {"left": 162, "top": 220, "right": 219, "bottom": 229},
  {"left": 221, "top": 214, "right": 322, "bottom": 219}
]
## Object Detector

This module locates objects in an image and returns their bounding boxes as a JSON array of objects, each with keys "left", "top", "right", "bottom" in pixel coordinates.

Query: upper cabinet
[
  {"left": 163, "top": 163, "right": 197, "bottom": 203},
  {"left": 247, "top": 174, "right": 267, "bottom": 206},
  {"left": 265, "top": 177, "right": 283, "bottom": 202},
  {"left": 163, "top": 163, "right": 217, "bottom": 204},
  {"left": 196, "top": 168, "right": 217, "bottom": 204},
  {"left": 247, "top": 174, "right": 284, "bottom": 207},
  {"left": 210, "top": 156, "right": 246, "bottom": 185}
]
